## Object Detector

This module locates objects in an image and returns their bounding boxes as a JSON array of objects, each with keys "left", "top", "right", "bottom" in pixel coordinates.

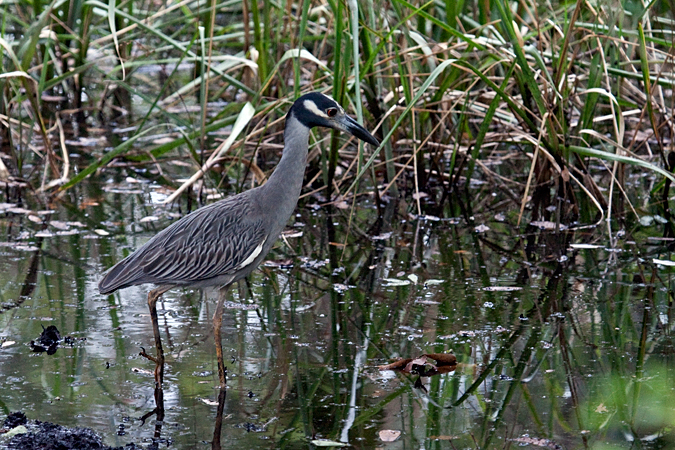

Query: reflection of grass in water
[
  {"left": 1, "top": 182, "right": 675, "bottom": 447},
  {"left": 582, "top": 363, "right": 675, "bottom": 447}
]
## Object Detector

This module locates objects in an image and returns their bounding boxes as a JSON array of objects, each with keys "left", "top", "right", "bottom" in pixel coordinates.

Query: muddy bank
[{"left": 2, "top": 412, "right": 138, "bottom": 450}]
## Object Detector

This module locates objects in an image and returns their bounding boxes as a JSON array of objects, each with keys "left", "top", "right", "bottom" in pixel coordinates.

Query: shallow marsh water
[{"left": 1, "top": 165, "right": 674, "bottom": 449}]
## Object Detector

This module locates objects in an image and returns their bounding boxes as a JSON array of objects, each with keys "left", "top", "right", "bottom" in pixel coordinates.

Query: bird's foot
[
  {"left": 140, "top": 346, "right": 164, "bottom": 387},
  {"left": 139, "top": 346, "right": 159, "bottom": 363}
]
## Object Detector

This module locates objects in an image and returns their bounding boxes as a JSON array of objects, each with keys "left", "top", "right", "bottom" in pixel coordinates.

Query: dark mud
[{"left": 3, "top": 412, "right": 138, "bottom": 450}]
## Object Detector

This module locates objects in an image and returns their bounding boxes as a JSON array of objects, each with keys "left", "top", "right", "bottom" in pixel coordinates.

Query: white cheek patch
[
  {"left": 237, "top": 237, "right": 266, "bottom": 270},
  {"left": 304, "top": 100, "right": 329, "bottom": 119}
]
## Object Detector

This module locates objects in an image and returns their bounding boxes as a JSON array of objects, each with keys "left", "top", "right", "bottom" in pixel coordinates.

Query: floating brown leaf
[
  {"left": 379, "top": 353, "right": 457, "bottom": 375},
  {"left": 426, "top": 365, "right": 457, "bottom": 376},
  {"left": 378, "top": 358, "right": 413, "bottom": 371},
  {"left": 423, "top": 353, "right": 457, "bottom": 366}
]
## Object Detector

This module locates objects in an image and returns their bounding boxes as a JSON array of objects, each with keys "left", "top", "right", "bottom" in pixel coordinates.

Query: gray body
[{"left": 98, "top": 93, "right": 378, "bottom": 295}]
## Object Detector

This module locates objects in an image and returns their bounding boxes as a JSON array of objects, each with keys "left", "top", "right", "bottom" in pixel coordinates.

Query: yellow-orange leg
[
  {"left": 141, "top": 285, "right": 172, "bottom": 387},
  {"left": 213, "top": 287, "right": 228, "bottom": 388}
]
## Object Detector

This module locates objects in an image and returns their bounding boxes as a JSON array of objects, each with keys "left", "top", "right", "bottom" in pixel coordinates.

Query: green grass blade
[{"left": 569, "top": 145, "right": 675, "bottom": 183}]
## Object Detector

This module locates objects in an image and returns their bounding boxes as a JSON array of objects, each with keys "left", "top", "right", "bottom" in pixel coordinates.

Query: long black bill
[{"left": 344, "top": 115, "right": 380, "bottom": 146}]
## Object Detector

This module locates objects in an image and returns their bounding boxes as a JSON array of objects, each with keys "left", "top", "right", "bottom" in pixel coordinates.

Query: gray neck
[{"left": 260, "top": 114, "right": 310, "bottom": 219}]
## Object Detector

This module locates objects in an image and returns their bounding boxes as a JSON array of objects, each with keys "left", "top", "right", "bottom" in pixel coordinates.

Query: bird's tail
[{"left": 98, "top": 257, "right": 138, "bottom": 295}]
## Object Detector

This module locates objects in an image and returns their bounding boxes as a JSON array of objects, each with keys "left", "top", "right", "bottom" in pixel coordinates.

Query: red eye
[{"left": 326, "top": 107, "right": 338, "bottom": 117}]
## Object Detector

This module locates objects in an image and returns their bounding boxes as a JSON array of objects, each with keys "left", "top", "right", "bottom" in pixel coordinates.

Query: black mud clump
[
  {"left": 30, "top": 325, "right": 62, "bottom": 355},
  {"left": 3, "top": 412, "right": 27, "bottom": 429},
  {"left": 3, "top": 412, "right": 138, "bottom": 450}
]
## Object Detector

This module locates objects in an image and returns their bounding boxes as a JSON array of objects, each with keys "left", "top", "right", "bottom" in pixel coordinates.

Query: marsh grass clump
[{"left": 0, "top": 0, "right": 673, "bottom": 234}]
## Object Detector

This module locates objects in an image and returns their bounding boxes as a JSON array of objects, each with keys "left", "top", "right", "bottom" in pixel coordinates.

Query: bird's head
[{"left": 289, "top": 92, "right": 380, "bottom": 146}]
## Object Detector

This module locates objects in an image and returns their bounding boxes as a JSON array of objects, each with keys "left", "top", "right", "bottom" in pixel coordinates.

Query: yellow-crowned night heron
[{"left": 98, "top": 92, "right": 379, "bottom": 387}]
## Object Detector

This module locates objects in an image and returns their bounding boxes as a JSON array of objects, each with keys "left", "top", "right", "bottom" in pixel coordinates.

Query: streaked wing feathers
[{"left": 102, "top": 195, "right": 266, "bottom": 291}]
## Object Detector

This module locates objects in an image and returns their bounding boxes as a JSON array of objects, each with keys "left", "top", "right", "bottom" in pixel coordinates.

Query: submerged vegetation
[{"left": 1, "top": 0, "right": 675, "bottom": 448}]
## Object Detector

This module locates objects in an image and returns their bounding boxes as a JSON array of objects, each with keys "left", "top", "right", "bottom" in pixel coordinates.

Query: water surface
[{"left": 1, "top": 168, "right": 673, "bottom": 449}]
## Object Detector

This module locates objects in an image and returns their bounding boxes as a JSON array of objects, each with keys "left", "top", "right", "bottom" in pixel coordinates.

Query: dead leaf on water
[
  {"left": 474, "top": 224, "right": 490, "bottom": 233},
  {"left": 379, "top": 430, "right": 401, "bottom": 442},
  {"left": 378, "top": 358, "right": 413, "bottom": 371},
  {"left": 50, "top": 221, "right": 70, "bottom": 230},
  {"left": 424, "top": 353, "right": 457, "bottom": 366},
  {"left": 379, "top": 353, "right": 456, "bottom": 377},
  {"left": 7, "top": 207, "right": 32, "bottom": 215},
  {"left": 595, "top": 403, "right": 608, "bottom": 413}
]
